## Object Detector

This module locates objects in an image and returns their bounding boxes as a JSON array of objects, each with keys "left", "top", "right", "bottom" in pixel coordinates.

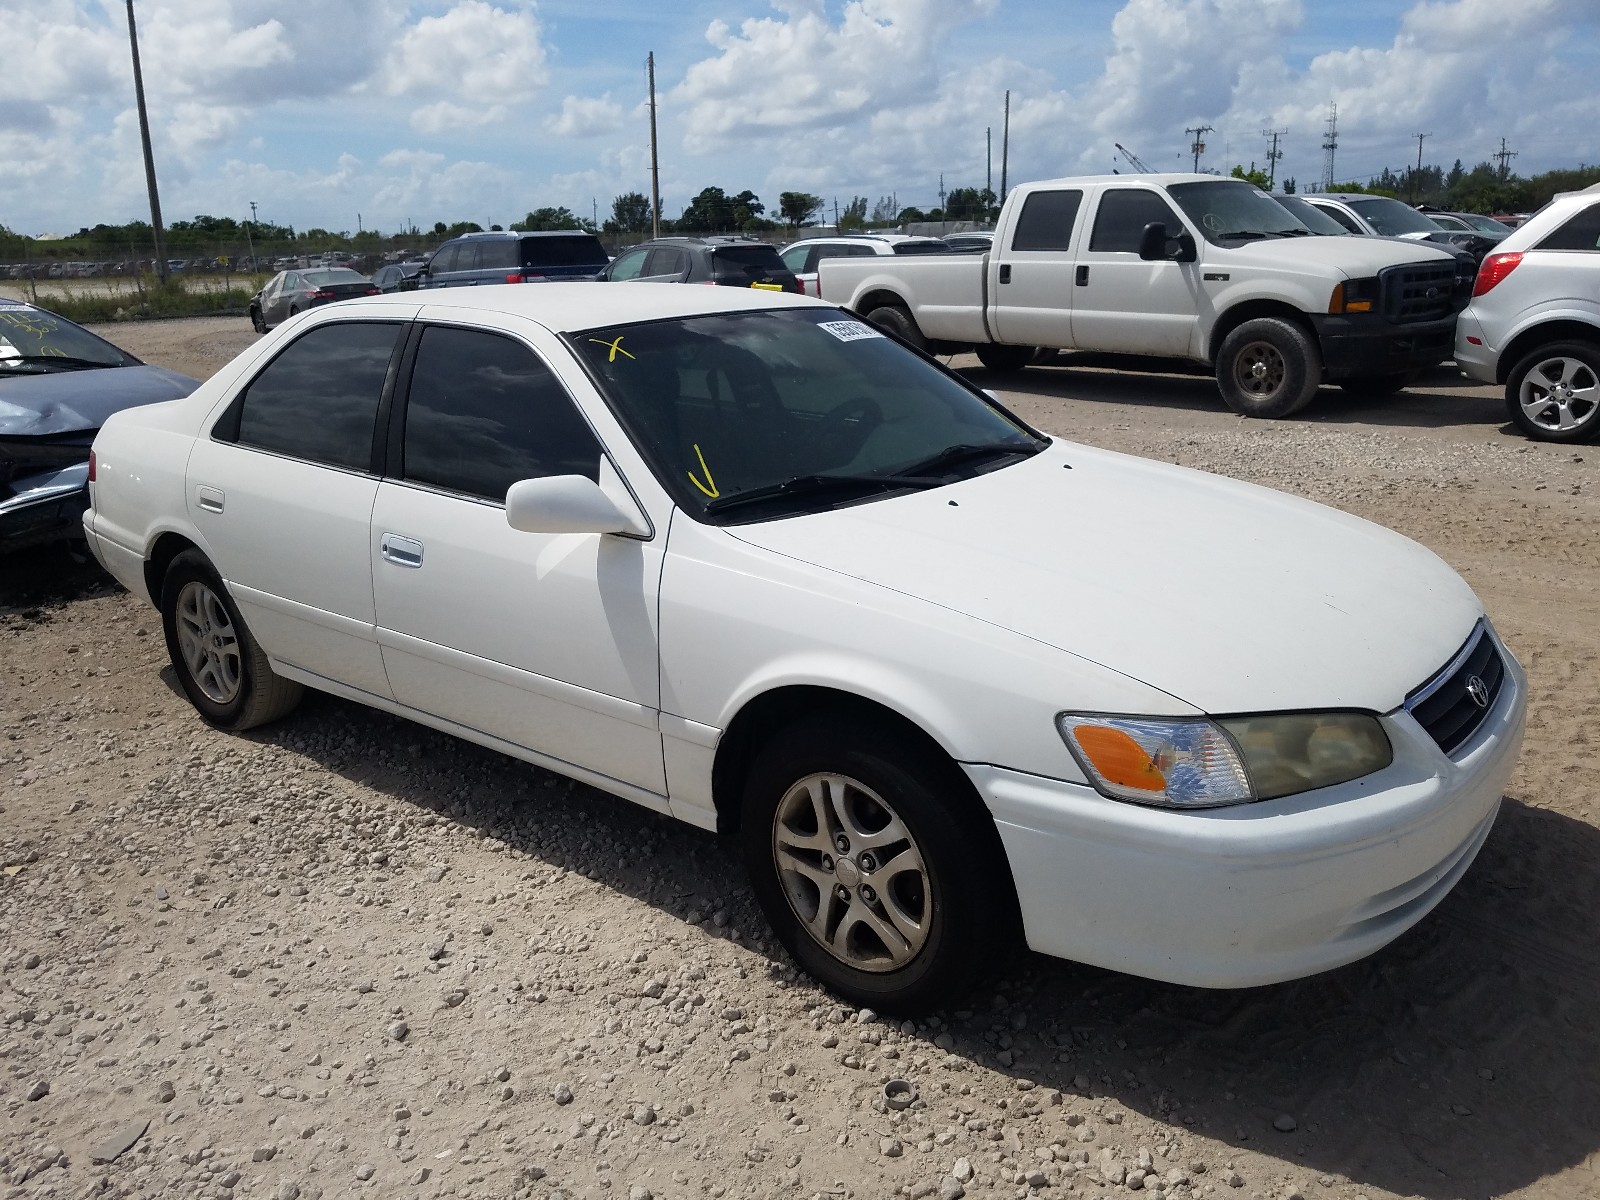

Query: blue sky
[{"left": 5, "top": 0, "right": 1598, "bottom": 237}]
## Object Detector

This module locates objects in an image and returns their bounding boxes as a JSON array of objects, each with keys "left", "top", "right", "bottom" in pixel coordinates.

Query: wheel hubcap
[
  {"left": 1520, "top": 356, "right": 1598, "bottom": 433},
  {"left": 174, "top": 580, "right": 242, "bottom": 705},
  {"left": 771, "top": 772, "right": 931, "bottom": 973},
  {"left": 1235, "top": 341, "right": 1286, "bottom": 398}
]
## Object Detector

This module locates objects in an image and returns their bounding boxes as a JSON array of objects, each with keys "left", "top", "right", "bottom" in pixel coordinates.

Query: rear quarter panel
[{"left": 819, "top": 255, "right": 991, "bottom": 342}]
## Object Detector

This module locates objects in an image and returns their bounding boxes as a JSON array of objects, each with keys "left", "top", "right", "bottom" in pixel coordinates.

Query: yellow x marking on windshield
[
  {"left": 588, "top": 335, "right": 635, "bottom": 362},
  {"left": 687, "top": 443, "right": 719, "bottom": 498}
]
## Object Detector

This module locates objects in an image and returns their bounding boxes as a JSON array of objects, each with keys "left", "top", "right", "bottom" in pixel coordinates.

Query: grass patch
[{"left": 41, "top": 280, "right": 259, "bottom": 323}]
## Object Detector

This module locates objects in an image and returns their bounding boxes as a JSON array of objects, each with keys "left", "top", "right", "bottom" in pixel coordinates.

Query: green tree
[
  {"left": 1282, "top": 177, "right": 1296, "bottom": 194},
  {"left": 680, "top": 187, "right": 733, "bottom": 232},
  {"left": 896, "top": 206, "right": 926, "bottom": 223},
  {"left": 1229, "top": 164, "right": 1271, "bottom": 190},
  {"left": 837, "top": 195, "right": 869, "bottom": 231},
  {"left": 942, "top": 187, "right": 997, "bottom": 222},
  {"left": 611, "top": 192, "right": 652, "bottom": 233},
  {"left": 778, "top": 191, "right": 824, "bottom": 230},
  {"left": 512, "top": 208, "right": 584, "bottom": 231}
]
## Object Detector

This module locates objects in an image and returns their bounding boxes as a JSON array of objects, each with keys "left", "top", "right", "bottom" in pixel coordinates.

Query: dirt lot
[{"left": 2, "top": 317, "right": 1598, "bottom": 1200}]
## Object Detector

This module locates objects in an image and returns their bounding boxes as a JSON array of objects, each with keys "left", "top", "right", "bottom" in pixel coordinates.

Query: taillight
[
  {"left": 505, "top": 274, "right": 524, "bottom": 284},
  {"left": 88, "top": 450, "right": 96, "bottom": 483},
  {"left": 310, "top": 289, "right": 334, "bottom": 300},
  {"left": 1473, "top": 252, "right": 1523, "bottom": 297},
  {"left": 364, "top": 287, "right": 379, "bottom": 295}
]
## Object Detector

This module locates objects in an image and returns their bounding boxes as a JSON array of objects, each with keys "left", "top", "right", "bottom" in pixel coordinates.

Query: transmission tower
[
  {"left": 1320, "top": 102, "right": 1339, "bottom": 191},
  {"left": 1261, "top": 127, "right": 1287, "bottom": 191},
  {"left": 1493, "top": 137, "right": 1519, "bottom": 180},
  {"left": 1185, "top": 125, "right": 1213, "bottom": 173}
]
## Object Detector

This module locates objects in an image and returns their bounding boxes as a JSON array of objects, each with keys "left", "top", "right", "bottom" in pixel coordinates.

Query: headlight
[
  {"left": 1057, "top": 712, "right": 1392, "bottom": 809},
  {"left": 1328, "top": 276, "right": 1381, "bottom": 314}
]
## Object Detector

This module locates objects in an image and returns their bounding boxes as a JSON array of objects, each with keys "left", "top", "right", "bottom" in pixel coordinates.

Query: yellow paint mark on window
[
  {"left": 687, "top": 443, "right": 719, "bottom": 498},
  {"left": 588, "top": 335, "right": 635, "bottom": 362}
]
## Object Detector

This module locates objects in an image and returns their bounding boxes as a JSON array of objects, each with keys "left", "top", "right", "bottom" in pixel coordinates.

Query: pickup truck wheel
[
  {"left": 1217, "top": 318, "right": 1322, "bottom": 418},
  {"left": 1338, "top": 372, "right": 1414, "bottom": 398},
  {"left": 160, "top": 550, "right": 304, "bottom": 731},
  {"left": 740, "top": 716, "right": 1014, "bottom": 1013},
  {"left": 1505, "top": 341, "right": 1600, "bottom": 442},
  {"left": 865, "top": 306, "right": 928, "bottom": 354},
  {"left": 975, "top": 344, "right": 1036, "bottom": 374}
]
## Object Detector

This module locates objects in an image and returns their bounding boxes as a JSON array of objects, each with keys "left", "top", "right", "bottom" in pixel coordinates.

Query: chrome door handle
[
  {"left": 196, "top": 485, "right": 225, "bottom": 514},
  {"left": 380, "top": 533, "right": 424, "bottom": 568}
]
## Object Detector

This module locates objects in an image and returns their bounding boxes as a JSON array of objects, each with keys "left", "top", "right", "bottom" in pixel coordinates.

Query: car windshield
[
  {"left": 569, "top": 307, "right": 1045, "bottom": 523},
  {"left": 1273, "top": 196, "right": 1350, "bottom": 235},
  {"left": 0, "top": 302, "right": 134, "bottom": 372},
  {"left": 1168, "top": 181, "right": 1310, "bottom": 242},
  {"left": 301, "top": 268, "right": 367, "bottom": 285},
  {"left": 1347, "top": 197, "right": 1441, "bottom": 237}
]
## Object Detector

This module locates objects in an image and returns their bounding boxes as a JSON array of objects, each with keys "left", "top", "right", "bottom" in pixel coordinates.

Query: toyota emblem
[{"left": 1465, "top": 675, "right": 1490, "bottom": 709}]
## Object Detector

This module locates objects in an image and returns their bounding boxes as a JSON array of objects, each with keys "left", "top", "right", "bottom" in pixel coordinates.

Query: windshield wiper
[
  {"left": 0, "top": 355, "right": 119, "bottom": 373},
  {"left": 704, "top": 472, "right": 941, "bottom": 515},
  {"left": 888, "top": 441, "right": 1036, "bottom": 479}
]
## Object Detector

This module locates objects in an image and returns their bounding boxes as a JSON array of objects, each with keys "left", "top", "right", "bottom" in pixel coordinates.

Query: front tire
[
  {"left": 865, "top": 305, "right": 928, "bottom": 355},
  {"left": 160, "top": 550, "right": 303, "bottom": 731},
  {"left": 975, "top": 343, "right": 1036, "bottom": 374},
  {"left": 739, "top": 716, "right": 1016, "bottom": 1012},
  {"left": 1504, "top": 341, "right": 1600, "bottom": 442},
  {"left": 250, "top": 306, "right": 267, "bottom": 334},
  {"left": 1216, "top": 317, "right": 1322, "bottom": 418}
]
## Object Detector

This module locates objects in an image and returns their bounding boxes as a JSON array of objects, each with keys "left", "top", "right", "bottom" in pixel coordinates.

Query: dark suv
[
  {"left": 417, "top": 231, "right": 609, "bottom": 289},
  {"left": 600, "top": 236, "right": 801, "bottom": 292}
]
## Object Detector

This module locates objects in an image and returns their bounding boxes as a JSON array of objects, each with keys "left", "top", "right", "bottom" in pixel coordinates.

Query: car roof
[
  {"left": 336, "top": 280, "right": 829, "bottom": 333},
  {"left": 448, "top": 230, "right": 600, "bottom": 241}
]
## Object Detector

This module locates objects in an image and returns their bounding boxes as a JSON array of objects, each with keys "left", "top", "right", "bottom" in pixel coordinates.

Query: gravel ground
[{"left": 2, "top": 317, "right": 1598, "bottom": 1200}]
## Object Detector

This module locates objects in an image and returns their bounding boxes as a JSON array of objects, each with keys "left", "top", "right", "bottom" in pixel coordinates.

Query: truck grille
[
  {"left": 1404, "top": 621, "right": 1506, "bottom": 757},
  {"left": 1379, "top": 261, "right": 1459, "bottom": 324}
]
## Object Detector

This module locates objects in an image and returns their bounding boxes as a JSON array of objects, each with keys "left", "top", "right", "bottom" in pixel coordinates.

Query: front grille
[
  {"left": 1405, "top": 622, "right": 1506, "bottom": 757},
  {"left": 1380, "top": 261, "right": 1459, "bottom": 323}
]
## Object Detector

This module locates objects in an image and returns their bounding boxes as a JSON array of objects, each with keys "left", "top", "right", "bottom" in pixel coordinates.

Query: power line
[
  {"left": 1493, "top": 137, "right": 1519, "bottom": 180},
  {"left": 1185, "top": 125, "right": 1214, "bottom": 173}
]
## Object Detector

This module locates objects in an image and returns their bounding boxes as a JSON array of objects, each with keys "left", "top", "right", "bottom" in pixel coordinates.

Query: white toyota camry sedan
[{"left": 84, "top": 283, "right": 1526, "bottom": 1011}]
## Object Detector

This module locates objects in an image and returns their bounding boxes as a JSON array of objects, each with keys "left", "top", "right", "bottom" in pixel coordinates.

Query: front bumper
[
  {"left": 1312, "top": 313, "right": 1459, "bottom": 380},
  {"left": 0, "top": 465, "right": 89, "bottom": 552},
  {"left": 970, "top": 640, "right": 1526, "bottom": 989}
]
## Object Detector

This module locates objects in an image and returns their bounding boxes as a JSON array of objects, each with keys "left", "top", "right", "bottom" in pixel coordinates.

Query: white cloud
[
  {"left": 545, "top": 94, "right": 626, "bottom": 138},
  {"left": 410, "top": 101, "right": 509, "bottom": 136},
  {"left": 383, "top": 0, "right": 549, "bottom": 132}
]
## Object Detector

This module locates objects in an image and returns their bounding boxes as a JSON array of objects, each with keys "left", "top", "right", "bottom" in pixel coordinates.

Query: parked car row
[{"left": 81, "top": 280, "right": 1527, "bottom": 1011}]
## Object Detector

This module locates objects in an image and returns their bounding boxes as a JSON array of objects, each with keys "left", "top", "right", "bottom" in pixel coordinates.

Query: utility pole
[
  {"left": 999, "top": 91, "right": 1011, "bottom": 203},
  {"left": 938, "top": 173, "right": 945, "bottom": 214},
  {"left": 1410, "top": 132, "right": 1430, "bottom": 202},
  {"left": 647, "top": 52, "right": 661, "bottom": 238},
  {"left": 986, "top": 127, "right": 992, "bottom": 197},
  {"left": 357, "top": 212, "right": 362, "bottom": 234},
  {"left": 1185, "top": 125, "right": 1213, "bottom": 173},
  {"left": 245, "top": 200, "right": 257, "bottom": 270},
  {"left": 1493, "top": 137, "right": 1518, "bottom": 181},
  {"left": 1320, "top": 101, "right": 1339, "bottom": 191},
  {"left": 124, "top": 0, "right": 168, "bottom": 284},
  {"left": 1261, "top": 127, "right": 1287, "bottom": 191}
]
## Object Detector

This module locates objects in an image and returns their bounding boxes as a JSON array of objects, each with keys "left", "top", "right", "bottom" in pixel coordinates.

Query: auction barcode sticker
[{"left": 817, "top": 320, "right": 883, "bottom": 342}]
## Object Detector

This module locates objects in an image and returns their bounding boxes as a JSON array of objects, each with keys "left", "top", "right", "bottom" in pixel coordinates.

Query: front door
[
  {"left": 370, "top": 320, "right": 666, "bottom": 793},
  {"left": 188, "top": 320, "right": 406, "bottom": 697},
  {"left": 1070, "top": 187, "right": 1202, "bottom": 358}
]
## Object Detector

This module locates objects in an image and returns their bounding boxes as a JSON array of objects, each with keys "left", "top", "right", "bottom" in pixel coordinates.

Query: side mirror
[
  {"left": 505, "top": 475, "right": 648, "bottom": 537},
  {"left": 1138, "top": 223, "right": 1198, "bottom": 262},
  {"left": 398, "top": 275, "right": 419, "bottom": 292}
]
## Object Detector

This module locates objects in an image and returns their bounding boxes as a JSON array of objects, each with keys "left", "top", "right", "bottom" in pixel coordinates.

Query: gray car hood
[{"left": 0, "top": 364, "right": 200, "bottom": 438}]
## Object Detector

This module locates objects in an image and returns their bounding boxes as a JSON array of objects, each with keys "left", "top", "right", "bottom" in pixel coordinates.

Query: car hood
[
  {"left": 1223, "top": 235, "right": 1457, "bottom": 278},
  {"left": 0, "top": 364, "right": 200, "bottom": 437},
  {"left": 726, "top": 443, "right": 1481, "bottom": 714}
]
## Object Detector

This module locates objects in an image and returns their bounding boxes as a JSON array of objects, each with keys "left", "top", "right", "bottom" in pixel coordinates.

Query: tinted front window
[
  {"left": 1011, "top": 190, "right": 1083, "bottom": 251},
  {"left": 402, "top": 326, "right": 601, "bottom": 502},
  {"left": 608, "top": 249, "right": 649, "bottom": 281},
  {"left": 1347, "top": 198, "right": 1440, "bottom": 237},
  {"left": 233, "top": 323, "right": 399, "bottom": 470},
  {"left": 430, "top": 245, "right": 460, "bottom": 273},
  {"left": 521, "top": 235, "right": 609, "bottom": 269},
  {"left": 1088, "top": 189, "right": 1185, "bottom": 252},
  {"left": 570, "top": 308, "right": 1042, "bottom": 523},
  {"left": 1537, "top": 202, "right": 1600, "bottom": 251}
]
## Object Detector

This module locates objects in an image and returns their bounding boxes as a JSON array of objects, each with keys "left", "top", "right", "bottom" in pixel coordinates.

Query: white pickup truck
[{"left": 820, "top": 173, "right": 1468, "bottom": 417}]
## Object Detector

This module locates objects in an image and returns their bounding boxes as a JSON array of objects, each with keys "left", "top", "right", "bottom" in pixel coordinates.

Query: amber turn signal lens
[{"left": 1070, "top": 725, "right": 1167, "bottom": 792}]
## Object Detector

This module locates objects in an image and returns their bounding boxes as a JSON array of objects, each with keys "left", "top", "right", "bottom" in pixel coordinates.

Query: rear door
[
  {"left": 188, "top": 319, "right": 406, "bottom": 697},
  {"left": 990, "top": 188, "right": 1085, "bottom": 348},
  {"left": 1069, "top": 187, "right": 1202, "bottom": 357}
]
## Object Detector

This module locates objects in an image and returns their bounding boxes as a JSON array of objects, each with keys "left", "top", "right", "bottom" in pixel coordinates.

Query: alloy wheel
[
  {"left": 1519, "top": 355, "right": 1598, "bottom": 434},
  {"left": 174, "top": 580, "right": 242, "bottom": 705},
  {"left": 1234, "top": 341, "right": 1287, "bottom": 400}
]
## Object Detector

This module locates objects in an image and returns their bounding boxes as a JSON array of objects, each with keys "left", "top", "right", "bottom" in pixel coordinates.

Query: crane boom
[{"left": 1114, "top": 142, "right": 1153, "bottom": 172}]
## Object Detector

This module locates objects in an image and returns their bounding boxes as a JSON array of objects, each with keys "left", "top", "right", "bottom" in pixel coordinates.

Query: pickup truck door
[
  {"left": 989, "top": 188, "right": 1084, "bottom": 349},
  {"left": 1070, "top": 187, "right": 1202, "bottom": 358}
]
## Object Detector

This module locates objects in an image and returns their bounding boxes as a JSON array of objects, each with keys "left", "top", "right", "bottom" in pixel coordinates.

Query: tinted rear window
[
  {"left": 301, "top": 268, "right": 367, "bottom": 285},
  {"left": 893, "top": 241, "right": 950, "bottom": 255},
  {"left": 1537, "top": 202, "right": 1600, "bottom": 251},
  {"left": 522, "top": 235, "right": 609, "bottom": 269},
  {"left": 712, "top": 245, "right": 787, "bottom": 269}
]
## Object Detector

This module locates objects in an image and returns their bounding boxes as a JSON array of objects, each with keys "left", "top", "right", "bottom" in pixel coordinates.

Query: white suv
[
  {"left": 779, "top": 234, "right": 946, "bottom": 296},
  {"left": 1455, "top": 183, "right": 1600, "bottom": 442}
]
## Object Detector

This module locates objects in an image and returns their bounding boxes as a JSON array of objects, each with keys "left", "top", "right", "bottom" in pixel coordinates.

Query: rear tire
[
  {"left": 1504, "top": 341, "right": 1600, "bottom": 442},
  {"left": 250, "top": 306, "right": 267, "bottom": 334},
  {"left": 975, "top": 343, "right": 1037, "bottom": 374},
  {"left": 865, "top": 305, "right": 928, "bottom": 355},
  {"left": 1216, "top": 317, "right": 1322, "bottom": 418},
  {"left": 1337, "top": 372, "right": 1414, "bottom": 398},
  {"left": 160, "top": 550, "right": 303, "bottom": 731},
  {"left": 739, "top": 715, "right": 1016, "bottom": 1013}
]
